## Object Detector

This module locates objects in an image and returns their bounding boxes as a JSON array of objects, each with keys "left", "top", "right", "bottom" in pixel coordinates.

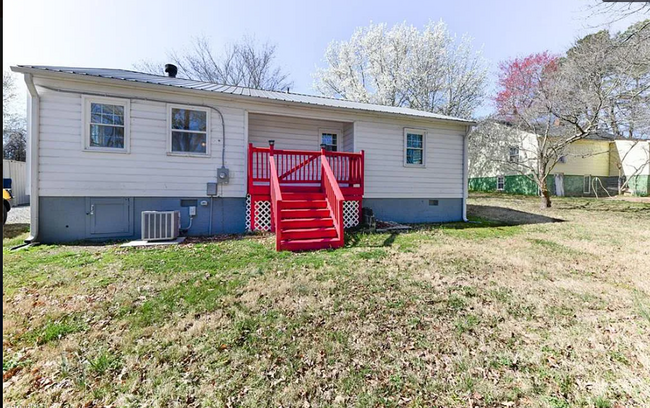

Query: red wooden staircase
[
  {"left": 248, "top": 144, "right": 364, "bottom": 252},
  {"left": 278, "top": 191, "right": 340, "bottom": 251},
  {"left": 270, "top": 151, "right": 345, "bottom": 251}
]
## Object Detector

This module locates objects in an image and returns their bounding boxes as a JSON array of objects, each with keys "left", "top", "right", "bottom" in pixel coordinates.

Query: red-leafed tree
[{"left": 495, "top": 52, "right": 559, "bottom": 119}]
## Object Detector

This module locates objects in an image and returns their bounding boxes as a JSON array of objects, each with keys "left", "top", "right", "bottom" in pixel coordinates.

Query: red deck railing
[
  {"left": 248, "top": 144, "right": 364, "bottom": 198},
  {"left": 269, "top": 154, "right": 284, "bottom": 250},
  {"left": 321, "top": 151, "right": 345, "bottom": 247}
]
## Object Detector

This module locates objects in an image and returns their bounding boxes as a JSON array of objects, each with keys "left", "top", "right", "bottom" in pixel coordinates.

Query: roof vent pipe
[{"left": 164, "top": 64, "right": 178, "bottom": 78}]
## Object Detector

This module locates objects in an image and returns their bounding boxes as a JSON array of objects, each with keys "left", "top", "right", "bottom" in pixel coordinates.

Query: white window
[
  {"left": 82, "top": 96, "right": 130, "bottom": 153},
  {"left": 404, "top": 128, "right": 426, "bottom": 167},
  {"left": 319, "top": 128, "right": 339, "bottom": 152},
  {"left": 168, "top": 105, "right": 210, "bottom": 156},
  {"left": 508, "top": 146, "right": 520, "bottom": 163},
  {"left": 583, "top": 175, "right": 591, "bottom": 194},
  {"left": 497, "top": 175, "right": 505, "bottom": 191}
]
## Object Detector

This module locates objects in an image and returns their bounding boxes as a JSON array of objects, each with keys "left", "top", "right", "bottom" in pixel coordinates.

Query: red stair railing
[
  {"left": 321, "top": 149, "right": 345, "bottom": 247},
  {"left": 269, "top": 149, "right": 284, "bottom": 251}
]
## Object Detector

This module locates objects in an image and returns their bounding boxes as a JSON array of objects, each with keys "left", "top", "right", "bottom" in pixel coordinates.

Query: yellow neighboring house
[
  {"left": 469, "top": 122, "right": 650, "bottom": 197},
  {"left": 550, "top": 139, "right": 649, "bottom": 197}
]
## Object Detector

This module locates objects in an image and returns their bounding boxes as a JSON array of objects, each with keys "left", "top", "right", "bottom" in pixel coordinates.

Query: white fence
[{"left": 3, "top": 160, "right": 29, "bottom": 206}]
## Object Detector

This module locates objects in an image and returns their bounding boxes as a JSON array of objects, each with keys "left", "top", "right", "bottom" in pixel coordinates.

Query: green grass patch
[
  {"left": 126, "top": 276, "right": 243, "bottom": 328},
  {"left": 22, "top": 316, "right": 87, "bottom": 345},
  {"left": 88, "top": 350, "right": 122, "bottom": 376},
  {"left": 527, "top": 238, "right": 580, "bottom": 254},
  {"left": 455, "top": 314, "right": 480, "bottom": 334},
  {"left": 437, "top": 218, "right": 523, "bottom": 240},
  {"left": 2, "top": 223, "right": 30, "bottom": 248}
]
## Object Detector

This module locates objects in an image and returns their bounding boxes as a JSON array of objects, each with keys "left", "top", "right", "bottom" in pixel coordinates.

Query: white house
[{"left": 11, "top": 65, "right": 474, "bottom": 250}]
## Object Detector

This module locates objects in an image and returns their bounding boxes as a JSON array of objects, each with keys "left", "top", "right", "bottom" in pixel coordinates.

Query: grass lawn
[{"left": 3, "top": 194, "right": 650, "bottom": 407}]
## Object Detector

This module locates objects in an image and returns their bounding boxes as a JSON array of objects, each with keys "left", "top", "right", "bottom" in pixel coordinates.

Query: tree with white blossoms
[{"left": 313, "top": 21, "right": 488, "bottom": 119}]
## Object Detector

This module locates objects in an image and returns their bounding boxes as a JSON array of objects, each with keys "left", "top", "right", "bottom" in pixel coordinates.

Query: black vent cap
[{"left": 164, "top": 64, "right": 178, "bottom": 78}]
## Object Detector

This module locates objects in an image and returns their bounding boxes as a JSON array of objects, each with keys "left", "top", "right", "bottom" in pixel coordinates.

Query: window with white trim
[
  {"left": 508, "top": 146, "right": 520, "bottom": 163},
  {"left": 83, "top": 96, "right": 130, "bottom": 152},
  {"left": 404, "top": 129, "right": 426, "bottom": 166},
  {"left": 320, "top": 129, "right": 339, "bottom": 152},
  {"left": 168, "top": 105, "right": 210, "bottom": 155},
  {"left": 497, "top": 175, "right": 505, "bottom": 191},
  {"left": 583, "top": 175, "right": 591, "bottom": 194}
]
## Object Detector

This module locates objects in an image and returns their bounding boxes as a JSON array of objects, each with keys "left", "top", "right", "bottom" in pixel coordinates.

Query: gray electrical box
[
  {"left": 217, "top": 166, "right": 230, "bottom": 184},
  {"left": 206, "top": 182, "right": 217, "bottom": 196}
]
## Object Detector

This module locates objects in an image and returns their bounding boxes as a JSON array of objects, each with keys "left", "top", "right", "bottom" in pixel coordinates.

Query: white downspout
[
  {"left": 24, "top": 74, "right": 40, "bottom": 243},
  {"left": 462, "top": 125, "right": 472, "bottom": 222}
]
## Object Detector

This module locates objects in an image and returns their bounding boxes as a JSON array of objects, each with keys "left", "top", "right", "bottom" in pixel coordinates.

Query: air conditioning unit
[{"left": 141, "top": 211, "right": 180, "bottom": 241}]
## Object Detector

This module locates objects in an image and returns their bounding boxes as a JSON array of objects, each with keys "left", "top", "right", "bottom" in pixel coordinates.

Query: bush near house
[{"left": 3, "top": 194, "right": 650, "bottom": 407}]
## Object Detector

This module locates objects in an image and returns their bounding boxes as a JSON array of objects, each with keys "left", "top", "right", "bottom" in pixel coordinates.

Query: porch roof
[{"left": 13, "top": 65, "right": 476, "bottom": 125}]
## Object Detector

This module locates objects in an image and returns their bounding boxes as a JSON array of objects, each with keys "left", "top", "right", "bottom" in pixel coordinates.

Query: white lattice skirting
[
  {"left": 343, "top": 200, "right": 360, "bottom": 228},
  {"left": 245, "top": 195, "right": 252, "bottom": 231},
  {"left": 254, "top": 200, "right": 272, "bottom": 231},
  {"left": 247, "top": 197, "right": 359, "bottom": 231}
]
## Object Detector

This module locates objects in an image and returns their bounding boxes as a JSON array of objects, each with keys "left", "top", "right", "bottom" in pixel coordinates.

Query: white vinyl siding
[
  {"left": 33, "top": 76, "right": 467, "bottom": 200},
  {"left": 248, "top": 113, "right": 346, "bottom": 151},
  {"left": 35, "top": 77, "right": 246, "bottom": 198},
  {"left": 342, "top": 122, "right": 355, "bottom": 152},
  {"left": 355, "top": 120, "right": 466, "bottom": 198}
]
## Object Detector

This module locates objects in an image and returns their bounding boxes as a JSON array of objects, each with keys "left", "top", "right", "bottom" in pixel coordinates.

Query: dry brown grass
[{"left": 3, "top": 194, "right": 649, "bottom": 407}]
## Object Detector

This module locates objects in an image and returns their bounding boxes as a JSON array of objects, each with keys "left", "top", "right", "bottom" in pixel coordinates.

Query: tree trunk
[
  {"left": 539, "top": 175, "right": 552, "bottom": 208},
  {"left": 540, "top": 189, "right": 552, "bottom": 208}
]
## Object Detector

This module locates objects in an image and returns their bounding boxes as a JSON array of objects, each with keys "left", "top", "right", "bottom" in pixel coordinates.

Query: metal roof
[{"left": 13, "top": 65, "right": 475, "bottom": 124}]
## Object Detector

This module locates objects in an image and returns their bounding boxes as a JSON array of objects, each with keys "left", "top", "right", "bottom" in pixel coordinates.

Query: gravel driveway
[{"left": 6, "top": 205, "right": 30, "bottom": 225}]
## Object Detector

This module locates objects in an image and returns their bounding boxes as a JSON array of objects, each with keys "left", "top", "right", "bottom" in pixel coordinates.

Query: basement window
[
  {"left": 83, "top": 96, "right": 130, "bottom": 153},
  {"left": 168, "top": 105, "right": 210, "bottom": 156},
  {"left": 497, "top": 175, "right": 505, "bottom": 191},
  {"left": 404, "top": 128, "right": 426, "bottom": 167}
]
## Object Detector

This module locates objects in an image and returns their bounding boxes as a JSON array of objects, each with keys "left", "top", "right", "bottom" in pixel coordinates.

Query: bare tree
[
  {"left": 3, "top": 72, "right": 27, "bottom": 161},
  {"left": 587, "top": 1, "right": 650, "bottom": 25},
  {"left": 135, "top": 35, "right": 293, "bottom": 91}
]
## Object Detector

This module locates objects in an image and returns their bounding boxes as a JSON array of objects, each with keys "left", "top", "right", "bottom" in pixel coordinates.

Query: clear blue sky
[{"left": 3, "top": 0, "right": 644, "bottom": 116}]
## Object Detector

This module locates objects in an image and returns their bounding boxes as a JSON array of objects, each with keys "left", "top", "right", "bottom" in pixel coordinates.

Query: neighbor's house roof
[{"left": 12, "top": 65, "right": 475, "bottom": 125}]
